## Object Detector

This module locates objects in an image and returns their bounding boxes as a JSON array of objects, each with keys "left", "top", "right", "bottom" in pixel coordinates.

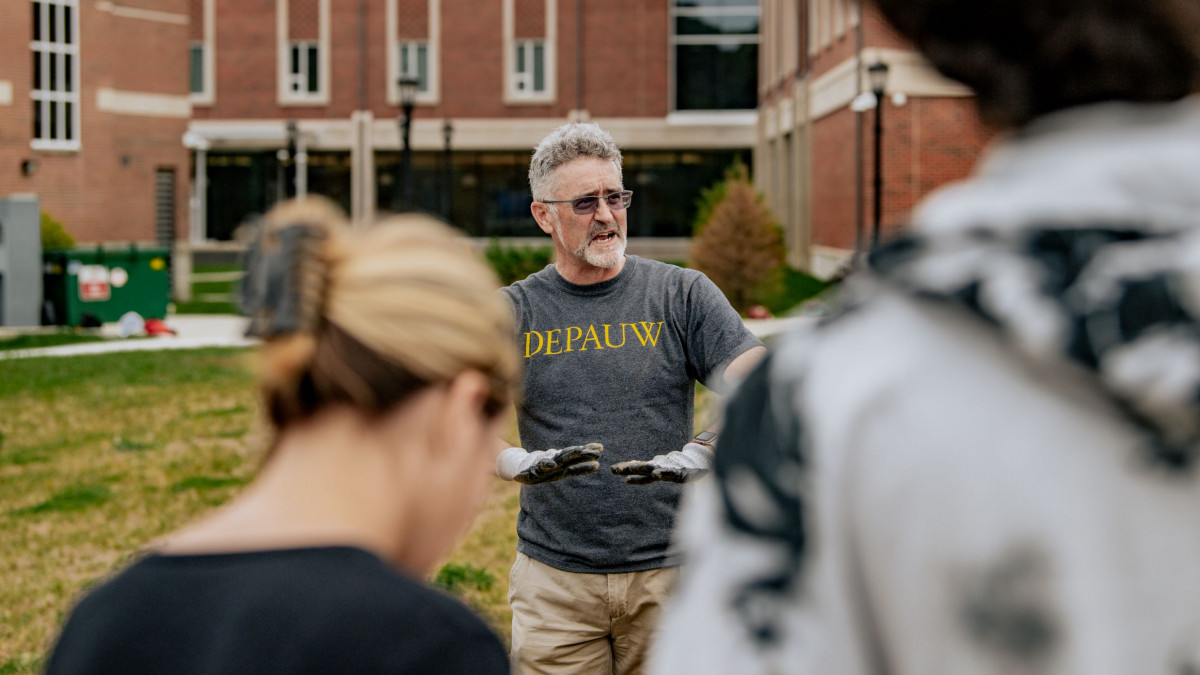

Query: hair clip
[{"left": 240, "top": 223, "right": 328, "bottom": 338}]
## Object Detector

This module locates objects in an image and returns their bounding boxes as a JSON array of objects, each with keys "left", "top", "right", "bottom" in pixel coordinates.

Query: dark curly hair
[{"left": 872, "top": 0, "right": 1200, "bottom": 127}]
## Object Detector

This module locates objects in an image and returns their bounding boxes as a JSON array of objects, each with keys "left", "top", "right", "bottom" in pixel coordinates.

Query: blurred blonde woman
[{"left": 47, "top": 197, "right": 519, "bottom": 674}]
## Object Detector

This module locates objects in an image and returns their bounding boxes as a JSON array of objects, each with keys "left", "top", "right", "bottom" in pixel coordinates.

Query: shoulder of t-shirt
[
  {"left": 500, "top": 263, "right": 558, "bottom": 306},
  {"left": 628, "top": 256, "right": 707, "bottom": 289}
]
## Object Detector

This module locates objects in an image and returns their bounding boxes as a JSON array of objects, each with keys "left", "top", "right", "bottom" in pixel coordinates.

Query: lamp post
[
  {"left": 396, "top": 76, "right": 419, "bottom": 212},
  {"left": 442, "top": 119, "right": 453, "bottom": 221},
  {"left": 867, "top": 61, "right": 889, "bottom": 247},
  {"left": 285, "top": 119, "right": 298, "bottom": 199}
]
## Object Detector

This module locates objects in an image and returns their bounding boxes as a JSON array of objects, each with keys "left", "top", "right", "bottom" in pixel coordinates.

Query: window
[
  {"left": 398, "top": 41, "right": 429, "bottom": 94},
  {"left": 503, "top": 0, "right": 555, "bottom": 103},
  {"left": 288, "top": 41, "right": 321, "bottom": 95},
  {"left": 189, "top": 42, "right": 206, "bottom": 95},
  {"left": 387, "top": 0, "right": 439, "bottom": 104},
  {"left": 31, "top": 0, "right": 79, "bottom": 149},
  {"left": 671, "top": 0, "right": 760, "bottom": 111},
  {"left": 189, "top": 0, "right": 214, "bottom": 104},
  {"left": 278, "top": 0, "right": 329, "bottom": 104},
  {"left": 512, "top": 40, "right": 546, "bottom": 97}
]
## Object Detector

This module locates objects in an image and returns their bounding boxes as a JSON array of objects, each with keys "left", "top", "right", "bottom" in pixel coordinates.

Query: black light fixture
[
  {"left": 867, "top": 61, "right": 890, "bottom": 246},
  {"left": 20, "top": 159, "right": 38, "bottom": 177},
  {"left": 442, "top": 119, "right": 454, "bottom": 221},
  {"left": 285, "top": 119, "right": 298, "bottom": 198},
  {"left": 396, "top": 76, "right": 420, "bottom": 212}
]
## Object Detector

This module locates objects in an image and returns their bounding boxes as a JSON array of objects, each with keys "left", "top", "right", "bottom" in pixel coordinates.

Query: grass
[
  {"left": 765, "top": 266, "right": 831, "bottom": 315},
  {"left": 0, "top": 348, "right": 262, "bottom": 673},
  {"left": 0, "top": 347, "right": 532, "bottom": 672},
  {"left": 0, "top": 347, "right": 718, "bottom": 673},
  {"left": 174, "top": 263, "right": 242, "bottom": 315},
  {"left": 0, "top": 333, "right": 107, "bottom": 352}
]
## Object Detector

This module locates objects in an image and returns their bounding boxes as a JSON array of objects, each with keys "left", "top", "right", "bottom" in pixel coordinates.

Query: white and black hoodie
[{"left": 652, "top": 96, "right": 1200, "bottom": 675}]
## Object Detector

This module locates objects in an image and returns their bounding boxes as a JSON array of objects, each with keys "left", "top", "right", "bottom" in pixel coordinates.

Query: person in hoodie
[{"left": 651, "top": 1, "right": 1200, "bottom": 674}]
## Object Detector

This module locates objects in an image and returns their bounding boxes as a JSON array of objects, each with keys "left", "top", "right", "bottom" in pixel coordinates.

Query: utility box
[
  {"left": 43, "top": 246, "right": 171, "bottom": 326},
  {"left": 0, "top": 196, "right": 44, "bottom": 327}
]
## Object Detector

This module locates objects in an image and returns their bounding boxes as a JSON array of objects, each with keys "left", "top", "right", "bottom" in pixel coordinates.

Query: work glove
[
  {"left": 496, "top": 443, "right": 603, "bottom": 484},
  {"left": 610, "top": 443, "right": 714, "bottom": 485}
]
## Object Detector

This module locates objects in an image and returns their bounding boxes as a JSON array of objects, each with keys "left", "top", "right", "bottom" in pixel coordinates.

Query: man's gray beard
[{"left": 554, "top": 216, "right": 626, "bottom": 269}]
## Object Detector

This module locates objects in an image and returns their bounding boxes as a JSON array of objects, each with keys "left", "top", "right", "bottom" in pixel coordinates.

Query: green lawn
[
  {"left": 765, "top": 266, "right": 831, "bottom": 315},
  {"left": 0, "top": 348, "right": 530, "bottom": 672},
  {"left": 0, "top": 332, "right": 107, "bottom": 352},
  {"left": 0, "top": 342, "right": 725, "bottom": 673},
  {"left": 174, "top": 263, "right": 242, "bottom": 315}
]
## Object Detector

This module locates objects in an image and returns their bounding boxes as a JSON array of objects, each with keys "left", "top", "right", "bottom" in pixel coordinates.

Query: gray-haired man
[{"left": 495, "top": 122, "right": 765, "bottom": 673}]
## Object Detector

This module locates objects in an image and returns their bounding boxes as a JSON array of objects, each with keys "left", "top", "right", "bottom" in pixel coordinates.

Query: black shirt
[{"left": 46, "top": 546, "right": 509, "bottom": 674}]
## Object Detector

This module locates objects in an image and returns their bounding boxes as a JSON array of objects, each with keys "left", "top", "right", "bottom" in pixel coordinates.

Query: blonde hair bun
[{"left": 249, "top": 199, "right": 519, "bottom": 432}]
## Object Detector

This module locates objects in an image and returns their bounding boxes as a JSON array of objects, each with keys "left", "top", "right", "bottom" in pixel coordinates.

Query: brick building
[
  {"left": 186, "top": 0, "right": 763, "bottom": 256},
  {"left": 756, "top": 0, "right": 993, "bottom": 277},
  {"left": 0, "top": 0, "right": 192, "bottom": 245}
]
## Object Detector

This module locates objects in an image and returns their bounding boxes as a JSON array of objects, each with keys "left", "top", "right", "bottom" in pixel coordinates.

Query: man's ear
[{"left": 531, "top": 202, "right": 556, "bottom": 236}]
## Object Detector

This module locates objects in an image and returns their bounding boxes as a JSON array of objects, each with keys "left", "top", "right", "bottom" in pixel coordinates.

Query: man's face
[{"left": 537, "top": 156, "right": 627, "bottom": 270}]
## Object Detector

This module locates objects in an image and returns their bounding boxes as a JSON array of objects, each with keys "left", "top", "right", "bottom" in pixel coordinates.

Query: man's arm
[{"left": 707, "top": 345, "right": 768, "bottom": 396}]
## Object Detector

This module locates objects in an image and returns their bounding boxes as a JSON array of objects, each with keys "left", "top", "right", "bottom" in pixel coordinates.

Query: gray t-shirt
[{"left": 501, "top": 255, "right": 761, "bottom": 573}]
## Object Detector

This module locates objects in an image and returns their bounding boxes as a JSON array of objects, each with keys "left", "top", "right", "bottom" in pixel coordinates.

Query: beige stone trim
[
  {"left": 96, "top": 2, "right": 187, "bottom": 24},
  {"left": 97, "top": 88, "right": 192, "bottom": 117},
  {"left": 189, "top": 116, "right": 755, "bottom": 152},
  {"left": 810, "top": 48, "right": 972, "bottom": 121},
  {"left": 864, "top": 47, "right": 974, "bottom": 98},
  {"left": 0, "top": 81, "right": 12, "bottom": 106},
  {"left": 810, "top": 56, "right": 859, "bottom": 120}
]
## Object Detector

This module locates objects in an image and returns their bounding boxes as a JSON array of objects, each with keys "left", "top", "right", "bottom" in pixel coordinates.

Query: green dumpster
[{"left": 42, "top": 245, "right": 171, "bottom": 325}]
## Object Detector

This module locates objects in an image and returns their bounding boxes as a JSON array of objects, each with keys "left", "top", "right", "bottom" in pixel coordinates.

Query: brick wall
[
  {"left": 193, "top": 0, "right": 671, "bottom": 121},
  {"left": 807, "top": 97, "right": 992, "bottom": 252},
  {"left": 0, "top": 1, "right": 191, "bottom": 244}
]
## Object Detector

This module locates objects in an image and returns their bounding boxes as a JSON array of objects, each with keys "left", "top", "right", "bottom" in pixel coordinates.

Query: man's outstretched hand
[
  {"left": 496, "top": 444, "right": 604, "bottom": 484},
  {"left": 611, "top": 443, "right": 714, "bottom": 485}
]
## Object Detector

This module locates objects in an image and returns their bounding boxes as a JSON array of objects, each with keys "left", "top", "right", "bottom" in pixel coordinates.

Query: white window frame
[
  {"left": 31, "top": 0, "right": 81, "bottom": 151},
  {"left": 287, "top": 40, "right": 321, "bottom": 95},
  {"left": 511, "top": 40, "right": 547, "bottom": 98},
  {"left": 277, "top": 0, "right": 330, "bottom": 105},
  {"left": 669, "top": 1, "right": 761, "bottom": 112},
  {"left": 398, "top": 41, "right": 429, "bottom": 94},
  {"left": 503, "top": 0, "right": 556, "bottom": 104},
  {"left": 189, "top": 0, "right": 215, "bottom": 105},
  {"left": 386, "top": 0, "right": 440, "bottom": 105}
]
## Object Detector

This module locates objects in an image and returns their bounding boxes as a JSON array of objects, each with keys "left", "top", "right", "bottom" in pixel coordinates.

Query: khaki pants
[{"left": 508, "top": 552, "right": 678, "bottom": 675}]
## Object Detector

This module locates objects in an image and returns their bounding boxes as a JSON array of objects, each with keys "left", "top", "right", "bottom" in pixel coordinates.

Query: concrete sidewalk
[
  {"left": 0, "top": 314, "right": 812, "bottom": 361},
  {"left": 0, "top": 314, "right": 255, "bottom": 361}
]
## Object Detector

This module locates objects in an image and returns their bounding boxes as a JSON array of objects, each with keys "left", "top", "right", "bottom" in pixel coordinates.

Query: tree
[
  {"left": 41, "top": 212, "right": 76, "bottom": 250},
  {"left": 688, "top": 166, "right": 785, "bottom": 314}
]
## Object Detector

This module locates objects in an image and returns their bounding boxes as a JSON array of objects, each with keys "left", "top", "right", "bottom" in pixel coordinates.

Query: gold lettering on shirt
[
  {"left": 545, "top": 329, "right": 563, "bottom": 355},
  {"left": 521, "top": 320, "right": 664, "bottom": 358},
  {"left": 628, "top": 321, "right": 664, "bottom": 347},
  {"left": 581, "top": 325, "right": 604, "bottom": 351},
  {"left": 603, "top": 324, "right": 626, "bottom": 349},
  {"left": 525, "top": 331, "right": 545, "bottom": 358},
  {"left": 565, "top": 326, "right": 583, "bottom": 352}
]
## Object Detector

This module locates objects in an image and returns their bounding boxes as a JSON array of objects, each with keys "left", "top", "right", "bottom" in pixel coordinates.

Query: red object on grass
[{"left": 144, "top": 319, "right": 178, "bottom": 336}]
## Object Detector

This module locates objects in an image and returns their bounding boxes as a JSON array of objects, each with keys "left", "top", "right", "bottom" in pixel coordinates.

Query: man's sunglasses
[{"left": 540, "top": 190, "right": 633, "bottom": 215}]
